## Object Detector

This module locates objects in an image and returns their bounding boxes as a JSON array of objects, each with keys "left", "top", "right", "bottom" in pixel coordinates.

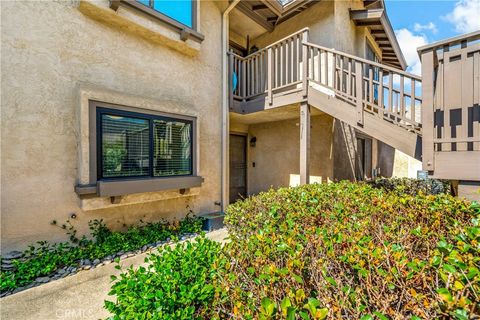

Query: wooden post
[
  {"left": 267, "top": 47, "right": 273, "bottom": 105},
  {"left": 302, "top": 30, "right": 309, "bottom": 97},
  {"left": 421, "top": 49, "right": 435, "bottom": 171},
  {"left": 355, "top": 60, "right": 364, "bottom": 125},
  {"left": 300, "top": 101, "right": 310, "bottom": 184}
]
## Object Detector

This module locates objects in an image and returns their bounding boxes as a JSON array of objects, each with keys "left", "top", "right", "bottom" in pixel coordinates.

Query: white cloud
[
  {"left": 413, "top": 22, "right": 438, "bottom": 34},
  {"left": 443, "top": 0, "right": 480, "bottom": 34},
  {"left": 395, "top": 28, "right": 428, "bottom": 75}
]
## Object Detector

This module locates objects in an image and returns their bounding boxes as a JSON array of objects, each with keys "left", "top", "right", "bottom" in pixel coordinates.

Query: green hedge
[
  {"left": 104, "top": 182, "right": 479, "bottom": 319},
  {"left": 367, "top": 178, "right": 451, "bottom": 196},
  {"left": 218, "top": 182, "right": 479, "bottom": 319}
]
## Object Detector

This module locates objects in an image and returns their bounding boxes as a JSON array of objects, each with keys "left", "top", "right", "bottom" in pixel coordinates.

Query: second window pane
[{"left": 153, "top": 119, "right": 192, "bottom": 177}]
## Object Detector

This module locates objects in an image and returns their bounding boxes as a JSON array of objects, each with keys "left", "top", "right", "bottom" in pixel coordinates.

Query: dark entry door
[{"left": 229, "top": 134, "right": 247, "bottom": 202}]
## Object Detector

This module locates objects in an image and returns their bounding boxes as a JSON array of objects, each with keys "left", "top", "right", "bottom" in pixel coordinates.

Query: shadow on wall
[
  {"left": 333, "top": 119, "right": 357, "bottom": 180},
  {"left": 377, "top": 141, "right": 395, "bottom": 178}
]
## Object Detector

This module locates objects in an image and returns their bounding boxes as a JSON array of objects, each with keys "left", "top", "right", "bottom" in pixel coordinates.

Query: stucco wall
[
  {"left": 246, "top": 114, "right": 334, "bottom": 194},
  {"left": 1, "top": 0, "right": 224, "bottom": 251}
]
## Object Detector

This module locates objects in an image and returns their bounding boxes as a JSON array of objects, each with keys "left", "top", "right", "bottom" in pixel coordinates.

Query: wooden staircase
[{"left": 229, "top": 28, "right": 423, "bottom": 160}]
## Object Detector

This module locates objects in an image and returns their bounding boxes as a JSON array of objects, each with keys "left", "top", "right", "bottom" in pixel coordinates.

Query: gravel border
[{"left": 0, "top": 233, "right": 198, "bottom": 297}]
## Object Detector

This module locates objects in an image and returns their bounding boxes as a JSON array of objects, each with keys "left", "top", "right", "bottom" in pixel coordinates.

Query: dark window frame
[
  {"left": 96, "top": 106, "right": 195, "bottom": 181},
  {"left": 110, "top": 0, "right": 204, "bottom": 43},
  {"left": 89, "top": 100, "right": 198, "bottom": 181}
]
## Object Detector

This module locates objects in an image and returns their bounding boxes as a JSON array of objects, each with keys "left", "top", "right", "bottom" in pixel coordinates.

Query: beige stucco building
[{"left": 1, "top": 0, "right": 423, "bottom": 251}]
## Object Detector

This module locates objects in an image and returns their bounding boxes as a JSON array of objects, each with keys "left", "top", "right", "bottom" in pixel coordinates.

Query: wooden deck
[
  {"left": 229, "top": 29, "right": 480, "bottom": 181},
  {"left": 229, "top": 28, "right": 422, "bottom": 160}
]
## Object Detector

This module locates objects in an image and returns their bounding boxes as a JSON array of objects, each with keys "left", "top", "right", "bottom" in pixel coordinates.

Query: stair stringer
[{"left": 308, "top": 87, "right": 422, "bottom": 161}]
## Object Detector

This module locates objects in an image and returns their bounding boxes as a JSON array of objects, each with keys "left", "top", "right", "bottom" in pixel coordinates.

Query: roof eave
[{"left": 350, "top": 8, "right": 407, "bottom": 70}]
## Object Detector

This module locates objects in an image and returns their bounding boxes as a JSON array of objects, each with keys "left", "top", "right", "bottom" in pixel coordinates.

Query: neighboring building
[{"left": 1, "top": 0, "right": 478, "bottom": 251}]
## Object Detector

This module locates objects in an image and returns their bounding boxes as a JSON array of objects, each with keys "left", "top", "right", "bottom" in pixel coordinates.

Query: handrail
[
  {"left": 229, "top": 28, "right": 310, "bottom": 61},
  {"left": 417, "top": 30, "right": 480, "bottom": 54},
  {"left": 305, "top": 41, "right": 422, "bottom": 80}
]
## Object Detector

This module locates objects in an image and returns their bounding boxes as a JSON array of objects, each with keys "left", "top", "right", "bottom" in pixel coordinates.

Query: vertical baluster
[
  {"left": 334, "top": 53, "right": 338, "bottom": 90},
  {"left": 249, "top": 58, "right": 252, "bottom": 96},
  {"left": 339, "top": 57, "right": 344, "bottom": 93},
  {"left": 355, "top": 60, "right": 364, "bottom": 125},
  {"left": 267, "top": 47, "right": 272, "bottom": 104},
  {"left": 378, "top": 69, "right": 384, "bottom": 118},
  {"left": 399, "top": 75, "right": 405, "bottom": 121},
  {"left": 255, "top": 56, "right": 258, "bottom": 94},
  {"left": 368, "top": 64, "right": 373, "bottom": 105},
  {"left": 275, "top": 45, "right": 279, "bottom": 88},
  {"left": 317, "top": 49, "right": 322, "bottom": 84},
  {"left": 295, "top": 35, "right": 300, "bottom": 82},
  {"left": 310, "top": 47, "right": 314, "bottom": 81},
  {"left": 242, "top": 59, "right": 246, "bottom": 98},
  {"left": 388, "top": 72, "right": 393, "bottom": 115},
  {"left": 411, "top": 78, "right": 416, "bottom": 122},
  {"left": 324, "top": 50, "right": 328, "bottom": 86},
  {"left": 290, "top": 39, "right": 294, "bottom": 84},
  {"left": 281, "top": 43, "right": 284, "bottom": 86},
  {"left": 347, "top": 58, "right": 352, "bottom": 97}
]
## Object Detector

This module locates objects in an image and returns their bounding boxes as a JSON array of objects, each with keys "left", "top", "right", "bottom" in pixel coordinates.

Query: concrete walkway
[{"left": 0, "top": 229, "right": 228, "bottom": 320}]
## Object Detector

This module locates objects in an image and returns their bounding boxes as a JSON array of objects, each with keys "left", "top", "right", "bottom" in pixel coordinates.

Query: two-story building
[{"left": 0, "top": 0, "right": 456, "bottom": 251}]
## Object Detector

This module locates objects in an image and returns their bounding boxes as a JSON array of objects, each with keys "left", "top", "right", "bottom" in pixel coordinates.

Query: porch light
[{"left": 250, "top": 137, "right": 257, "bottom": 147}]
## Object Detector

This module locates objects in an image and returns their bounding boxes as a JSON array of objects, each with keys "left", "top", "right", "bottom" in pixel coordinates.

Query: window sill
[
  {"left": 75, "top": 176, "right": 204, "bottom": 197},
  {"left": 77, "top": 0, "right": 203, "bottom": 56},
  {"left": 111, "top": 0, "right": 204, "bottom": 43}
]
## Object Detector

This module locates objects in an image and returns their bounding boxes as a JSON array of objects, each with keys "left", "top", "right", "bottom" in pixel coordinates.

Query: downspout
[{"left": 221, "top": 0, "right": 240, "bottom": 213}]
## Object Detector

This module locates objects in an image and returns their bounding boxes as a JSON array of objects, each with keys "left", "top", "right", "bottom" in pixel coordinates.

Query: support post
[
  {"left": 300, "top": 101, "right": 310, "bottom": 184},
  {"left": 420, "top": 50, "right": 435, "bottom": 171},
  {"left": 301, "top": 30, "right": 309, "bottom": 97}
]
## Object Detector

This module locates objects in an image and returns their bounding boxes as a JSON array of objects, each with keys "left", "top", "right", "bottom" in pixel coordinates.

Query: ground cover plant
[
  {"left": 105, "top": 235, "right": 220, "bottom": 319},
  {"left": 105, "top": 180, "right": 479, "bottom": 319},
  {"left": 0, "top": 215, "right": 203, "bottom": 293}
]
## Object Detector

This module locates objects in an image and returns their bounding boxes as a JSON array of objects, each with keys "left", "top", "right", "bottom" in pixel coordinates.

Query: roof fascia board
[
  {"left": 350, "top": 8, "right": 407, "bottom": 70},
  {"left": 380, "top": 10, "right": 407, "bottom": 70}
]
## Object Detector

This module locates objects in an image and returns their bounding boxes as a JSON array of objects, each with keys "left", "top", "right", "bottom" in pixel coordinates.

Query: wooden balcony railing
[{"left": 229, "top": 28, "right": 422, "bottom": 133}]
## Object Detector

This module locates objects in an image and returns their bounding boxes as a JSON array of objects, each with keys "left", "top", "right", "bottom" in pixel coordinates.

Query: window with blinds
[{"left": 97, "top": 108, "right": 193, "bottom": 180}]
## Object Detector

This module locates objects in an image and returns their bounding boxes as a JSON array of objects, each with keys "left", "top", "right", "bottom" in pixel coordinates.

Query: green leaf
[
  {"left": 443, "top": 264, "right": 456, "bottom": 273},
  {"left": 260, "top": 297, "right": 275, "bottom": 316},
  {"left": 373, "top": 311, "right": 389, "bottom": 320}
]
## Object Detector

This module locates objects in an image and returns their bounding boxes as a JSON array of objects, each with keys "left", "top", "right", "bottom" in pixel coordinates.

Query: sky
[{"left": 384, "top": 0, "right": 480, "bottom": 75}]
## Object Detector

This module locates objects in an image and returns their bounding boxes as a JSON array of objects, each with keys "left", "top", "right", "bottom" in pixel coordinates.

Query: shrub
[
  {"left": 105, "top": 235, "right": 220, "bottom": 320},
  {"left": 0, "top": 216, "right": 204, "bottom": 293},
  {"left": 216, "top": 182, "right": 479, "bottom": 319},
  {"left": 367, "top": 178, "right": 451, "bottom": 196}
]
